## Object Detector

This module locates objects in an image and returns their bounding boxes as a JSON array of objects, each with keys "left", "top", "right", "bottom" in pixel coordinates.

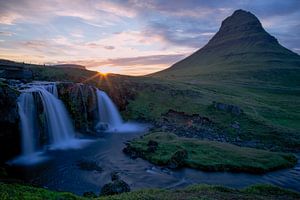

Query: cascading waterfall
[
  {"left": 14, "top": 82, "right": 83, "bottom": 164},
  {"left": 96, "top": 89, "right": 123, "bottom": 130},
  {"left": 34, "top": 86, "right": 75, "bottom": 147},
  {"left": 95, "top": 89, "right": 145, "bottom": 133},
  {"left": 17, "top": 92, "right": 37, "bottom": 156}
]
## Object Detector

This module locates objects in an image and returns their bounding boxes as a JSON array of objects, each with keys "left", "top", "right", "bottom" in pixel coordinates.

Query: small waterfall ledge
[{"left": 96, "top": 89, "right": 147, "bottom": 133}]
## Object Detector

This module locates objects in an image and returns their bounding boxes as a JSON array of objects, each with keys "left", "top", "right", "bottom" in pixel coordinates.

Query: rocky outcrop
[
  {"left": 0, "top": 83, "right": 20, "bottom": 162},
  {"left": 154, "top": 109, "right": 230, "bottom": 142},
  {"left": 57, "top": 83, "right": 98, "bottom": 133}
]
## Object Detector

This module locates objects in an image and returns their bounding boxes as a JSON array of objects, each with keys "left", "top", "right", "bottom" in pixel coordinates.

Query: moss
[{"left": 126, "top": 132, "right": 297, "bottom": 173}]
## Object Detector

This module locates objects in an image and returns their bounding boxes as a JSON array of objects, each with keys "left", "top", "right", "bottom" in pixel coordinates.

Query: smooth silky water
[{"left": 8, "top": 131, "right": 300, "bottom": 195}]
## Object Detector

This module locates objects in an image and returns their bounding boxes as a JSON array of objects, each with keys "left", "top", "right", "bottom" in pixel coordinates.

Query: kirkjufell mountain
[{"left": 153, "top": 9, "right": 300, "bottom": 86}]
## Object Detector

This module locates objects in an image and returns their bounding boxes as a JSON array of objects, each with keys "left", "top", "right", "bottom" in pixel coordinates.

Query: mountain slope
[{"left": 152, "top": 10, "right": 300, "bottom": 86}]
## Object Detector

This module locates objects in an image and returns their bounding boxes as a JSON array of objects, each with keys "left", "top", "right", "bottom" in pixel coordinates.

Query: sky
[{"left": 0, "top": 0, "right": 299, "bottom": 75}]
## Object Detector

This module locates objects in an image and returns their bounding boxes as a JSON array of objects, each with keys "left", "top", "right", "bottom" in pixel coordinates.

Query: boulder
[
  {"left": 100, "top": 172, "right": 130, "bottom": 196},
  {"left": 95, "top": 122, "right": 109, "bottom": 132},
  {"left": 168, "top": 149, "right": 188, "bottom": 169},
  {"left": 213, "top": 101, "right": 243, "bottom": 116},
  {"left": 83, "top": 191, "right": 97, "bottom": 198},
  {"left": 147, "top": 140, "right": 158, "bottom": 153}
]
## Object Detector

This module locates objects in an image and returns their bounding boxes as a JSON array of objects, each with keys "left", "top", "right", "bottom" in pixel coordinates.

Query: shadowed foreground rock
[{"left": 101, "top": 172, "right": 130, "bottom": 196}]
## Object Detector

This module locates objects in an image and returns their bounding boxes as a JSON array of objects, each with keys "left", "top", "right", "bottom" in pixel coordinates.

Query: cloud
[
  {"left": 104, "top": 45, "right": 115, "bottom": 50},
  {"left": 0, "top": 31, "right": 14, "bottom": 36},
  {"left": 0, "top": 0, "right": 299, "bottom": 75}
]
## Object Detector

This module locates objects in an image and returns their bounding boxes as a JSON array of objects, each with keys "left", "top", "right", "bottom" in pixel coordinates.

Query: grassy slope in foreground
[
  {"left": 1, "top": 183, "right": 300, "bottom": 200},
  {"left": 126, "top": 132, "right": 297, "bottom": 173}
]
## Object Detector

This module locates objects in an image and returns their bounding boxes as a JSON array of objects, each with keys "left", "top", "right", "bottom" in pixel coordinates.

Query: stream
[{"left": 9, "top": 130, "right": 300, "bottom": 195}]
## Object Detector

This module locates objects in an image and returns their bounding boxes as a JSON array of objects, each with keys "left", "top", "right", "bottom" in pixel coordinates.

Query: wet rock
[
  {"left": 123, "top": 145, "right": 139, "bottom": 159},
  {"left": 168, "top": 149, "right": 188, "bottom": 169},
  {"left": 111, "top": 171, "right": 120, "bottom": 181},
  {"left": 95, "top": 122, "right": 109, "bottom": 132},
  {"left": 77, "top": 159, "right": 103, "bottom": 172},
  {"left": 100, "top": 173, "right": 130, "bottom": 196},
  {"left": 0, "top": 84, "right": 20, "bottom": 162},
  {"left": 147, "top": 140, "right": 158, "bottom": 153},
  {"left": 83, "top": 191, "right": 97, "bottom": 198},
  {"left": 231, "top": 121, "right": 240, "bottom": 129}
]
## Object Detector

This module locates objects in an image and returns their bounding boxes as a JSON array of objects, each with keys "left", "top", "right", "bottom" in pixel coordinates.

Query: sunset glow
[{"left": 0, "top": 0, "right": 299, "bottom": 75}]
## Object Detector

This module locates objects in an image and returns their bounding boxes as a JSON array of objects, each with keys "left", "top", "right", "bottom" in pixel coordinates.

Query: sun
[{"left": 97, "top": 66, "right": 119, "bottom": 75}]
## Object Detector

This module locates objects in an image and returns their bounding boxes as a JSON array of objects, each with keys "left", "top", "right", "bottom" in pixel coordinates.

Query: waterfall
[
  {"left": 34, "top": 87, "right": 75, "bottom": 147},
  {"left": 14, "top": 82, "right": 83, "bottom": 164},
  {"left": 17, "top": 92, "right": 37, "bottom": 156},
  {"left": 96, "top": 89, "right": 123, "bottom": 130}
]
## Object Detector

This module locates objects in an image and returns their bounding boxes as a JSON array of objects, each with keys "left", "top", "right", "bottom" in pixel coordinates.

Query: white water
[
  {"left": 17, "top": 92, "right": 37, "bottom": 156},
  {"left": 13, "top": 83, "right": 86, "bottom": 165},
  {"left": 96, "top": 89, "right": 123, "bottom": 129},
  {"left": 96, "top": 89, "right": 147, "bottom": 133}
]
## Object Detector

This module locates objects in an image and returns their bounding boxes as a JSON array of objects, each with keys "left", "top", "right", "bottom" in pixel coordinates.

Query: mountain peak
[
  {"left": 204, "top": 9, "right": 278, "bottom": 50},
  {"left": 152, "top": 9, "right": 300, "bottom": 79},
  {"left": 220, "top": 9, "right": 262, "bottom": 32}
]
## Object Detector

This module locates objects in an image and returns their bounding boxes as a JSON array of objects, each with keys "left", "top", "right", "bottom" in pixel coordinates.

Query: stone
[
  {"left": 100, "top": 179, "right": 130, "bottom": 196},
  {"left": 111, "top": 171, "right": 120, "bottom": 181},
  {"left": 231, "top": 121, "right": 240, "bottom": 129},
  {"left": 213, "top": 101, "right": 243, "bottom": 116},
  {"left": 147, "top": 140, "right": 158, "bottom": 153},
  {"left": 123, "top": 145, "right": 139, "bottom": 159},
  {"left": 83, "top": 191, "right": 97, "bottom": 198},
  {"left": 168, "top": 149, "right": 188, "bottom": 169},
  {"left": 95, "top": 122, "right": 109, "bottom": 132}
]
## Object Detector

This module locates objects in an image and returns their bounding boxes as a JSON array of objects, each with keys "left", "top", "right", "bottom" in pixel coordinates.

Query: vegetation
[
  {"left": 1, "top": 182, "right": 299, "bottom": 200},
  {"left": 125, "top": 132, "right": 297, "bottom": 173}
]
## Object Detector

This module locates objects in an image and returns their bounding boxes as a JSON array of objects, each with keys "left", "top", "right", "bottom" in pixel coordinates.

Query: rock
[
  {"left": 76, "top": 159, "right": 103, "bottom": 172},
  {"left": 95, "top": 122, "right": 109, "bottom": 132},
  {"left": 123, "top": 145, "right": 139, "bottom": 159},
  {"left": 231, "top": 121, "right": 240, "bottom": 129},
  {"left": 111, "top": 171, "right": 120, "bottom": 181},
  {"left": 0, "top": 84, "right": 21, "bottom": 162},
  {"left": 168, "top": 149, "right": 188, "bottom": 169},
  {"left": 213, "top": 101, "right": 243, "bottom": 116},
  {"left": 83, "top": 191, "right": 97, "bottom": 198},
  {"left": 147, "top": 140, "right": 158, "bottom": 153},
  {"left": 100, "top": 179, "right": 130, "bottom": 196}
]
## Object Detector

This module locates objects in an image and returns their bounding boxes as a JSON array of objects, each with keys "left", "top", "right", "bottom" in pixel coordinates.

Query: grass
[
  {"left": 126, "top": 132, "right": 297, "bottom": 173},
  {"left": 3, "top": 62, "right": 299, "bottom": 151},
  {"left": 1, "top": 182, "right": 299, "bottom": 200}
]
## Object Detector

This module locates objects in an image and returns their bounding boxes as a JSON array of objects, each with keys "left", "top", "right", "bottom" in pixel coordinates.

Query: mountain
[{"left": 152, "top": 9, "right": 300, "bottom": 86}]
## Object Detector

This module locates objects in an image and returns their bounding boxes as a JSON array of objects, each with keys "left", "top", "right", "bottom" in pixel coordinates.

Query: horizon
[{"left": 0, "top": 0, "right": 300, "bottom": 75}]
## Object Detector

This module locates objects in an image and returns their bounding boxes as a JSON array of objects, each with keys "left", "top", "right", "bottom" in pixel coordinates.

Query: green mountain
[{"left": 152, "top": 9, "right": 300, "bottom": 86}]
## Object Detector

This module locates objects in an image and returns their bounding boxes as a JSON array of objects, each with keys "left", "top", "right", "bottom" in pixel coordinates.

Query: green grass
[
  {"left": 1, "top": 182, "right": 299, "bottom": 200},
  {"left": 13, "top": 64, "right": 300, "bottom": 151},
  {"left": 127, "top": 132, "right": 297, "bottom": 173}
]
